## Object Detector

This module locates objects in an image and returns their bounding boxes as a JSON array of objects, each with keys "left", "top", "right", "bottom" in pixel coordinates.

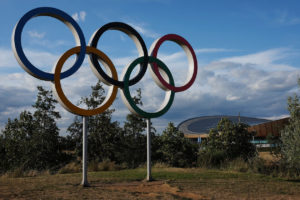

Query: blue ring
[{"left": 12, "top": 7, "right": 86, "bottom": 81}]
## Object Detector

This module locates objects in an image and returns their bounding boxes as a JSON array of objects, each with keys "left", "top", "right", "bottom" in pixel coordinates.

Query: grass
[{"left": 1, "top": 167, "right": 300, "bottom": 199}]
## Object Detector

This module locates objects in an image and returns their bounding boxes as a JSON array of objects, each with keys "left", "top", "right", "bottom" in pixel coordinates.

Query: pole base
[
  {"left": 81, "top": 181, "right": 90, "bottom": 187},
  {"left": 146, "top": 176, "right": 153, "bottom": 182}
]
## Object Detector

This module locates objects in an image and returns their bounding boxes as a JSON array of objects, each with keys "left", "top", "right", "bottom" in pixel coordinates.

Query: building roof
[
  {"left": 178, "top": 115, "right": 270, "bottom": 137},
  {"left": 248, "top": 117, "right": 289, "bottom": 137}
]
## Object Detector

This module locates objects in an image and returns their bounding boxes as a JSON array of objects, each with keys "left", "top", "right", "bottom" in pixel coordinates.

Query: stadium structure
[{"left": 178, "top": 115, "right": 289, "bottom": 146}]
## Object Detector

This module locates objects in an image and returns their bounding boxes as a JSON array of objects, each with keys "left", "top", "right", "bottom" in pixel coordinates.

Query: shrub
[
  {"left": 58, "top": 162, "right": 81, "bottom": 174},
  {"left": 157, "top": 122, "right": 198, "bottom": 167},
  {"left": 198, "top": 118, "right": 256, "bottom": 168},
  {"left": 198, "top": 150, "right": 227, "bottom": 168}
]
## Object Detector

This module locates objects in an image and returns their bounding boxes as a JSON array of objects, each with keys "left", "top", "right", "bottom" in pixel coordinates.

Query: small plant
[
  {"left": 225, "top": 157, "right": 249, "bottom": 172},
  {"left": 97, "top": 159, "right": 122, "bottom": 171},
  {"left": 197, "top": 150, "right": 227, "bottom": 168},
  {"left": 88, "top": 159, "right": 123, "bottom": 172},
  {"left": 153, "top": 162, "right": 171, "bottom": 168},
  {"left": 58, "top": 162, "right": 81, "bottom": 174}
]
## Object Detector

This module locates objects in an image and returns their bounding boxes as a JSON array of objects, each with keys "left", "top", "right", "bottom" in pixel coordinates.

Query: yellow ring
[{"left": 53, "top": 46, "right": 118, "bottom": 116}]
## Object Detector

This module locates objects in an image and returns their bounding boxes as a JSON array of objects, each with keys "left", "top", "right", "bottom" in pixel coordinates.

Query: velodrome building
[{"left": 178, "top": 115, "right": 289, "bottom": 145}]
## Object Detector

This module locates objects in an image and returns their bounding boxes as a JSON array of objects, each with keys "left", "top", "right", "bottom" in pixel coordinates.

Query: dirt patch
[
  {"left": 0, "top": 177, "right": 205, "bottom": 200},
  {"left": 100, "top": 181, "right": 206, "bottom": 199}
]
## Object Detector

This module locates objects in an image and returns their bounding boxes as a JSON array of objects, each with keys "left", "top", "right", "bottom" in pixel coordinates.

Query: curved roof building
[{"left": 178, "top": 115, "right": 271, "bottom": 139}]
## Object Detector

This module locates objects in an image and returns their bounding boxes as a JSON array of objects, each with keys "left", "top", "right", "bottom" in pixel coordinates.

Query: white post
[
  {"left": 146, "top": 118, "right": 152, "bottom": 181},
  {"left": 81, "top": 116, "right": 89, "bottom": 187}
]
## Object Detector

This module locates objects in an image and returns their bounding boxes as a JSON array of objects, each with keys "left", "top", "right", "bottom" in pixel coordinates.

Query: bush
[
  {"left": 225, "top": 157, "right": 250, "bottom": 172},
  {"left": 157, "top": 122, "right": 198, "bottom": 167},
  {"left": 58, "top": 162, "right": 81, "bottom": 174},
  {"left": 152, "top": 162, "right": 171, "bottom": 168},
  {"left": 89, "top": 159, "right": 123, "bottom": 171},
  {"left": 275, "top": 79, "right": 300, "bottom": 177},
  {"left": 198, "top": 118, "right": 256, "bottom": 168},
  {"left": 198, "top": 150, "right": 227, "bottom": 168}
]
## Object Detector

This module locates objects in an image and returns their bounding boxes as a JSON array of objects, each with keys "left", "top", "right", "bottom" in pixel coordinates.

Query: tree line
[
  {"left": 1, "top": 80, "right": 299, "bottom": 177},
  {"left": 0, "top": 82, "right": 198, "bottom": 173}
]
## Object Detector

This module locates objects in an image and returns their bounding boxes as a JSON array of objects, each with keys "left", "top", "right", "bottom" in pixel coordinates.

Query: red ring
[{"left": 150, "top": 34, "right": 197, "bottom": 92}]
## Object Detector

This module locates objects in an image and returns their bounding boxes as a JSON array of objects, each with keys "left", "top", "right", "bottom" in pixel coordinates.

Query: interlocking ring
[
  {"left": 89, "top": 22, "right": 148, "bottom": 88},
  {"left": 121, "top": 56, "right": 175, "bottom": 118},
  {"left": 11, "top": 7, "right": 86, "bottom": 81},
  {"left": 12, "top": 7, "right": 198, "bottom": 118},
  {"left": 149, "top": 34, "right": 198, "bottom": 92},
  {"left": 53, "top": 46, "right": 118, "bottom": 116}
]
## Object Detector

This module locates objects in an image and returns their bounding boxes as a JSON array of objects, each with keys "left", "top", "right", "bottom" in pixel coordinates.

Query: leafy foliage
[
  {"left": 199, "top": 118, "right": 256, "bottom": 167},
  {"left": 120, "top": 89, "right": 147, "bottom": 167},
  {"left": 0, "top": 86, "right": 67, "bottom": 172},
  {"left": 280, "top": 79, "right": 300, "bottom": 174},
  {"left": 119, "top": 88, "right": 160, "bottom": 168},
  {"left": 157, "top": 122, "right": 198, "bottom": 167},
  {"left": 0, "top": 82, "right": 200, "bottom": 172},
  {"left": 67, "top": 81, "right": 122, "bottom": 163}
]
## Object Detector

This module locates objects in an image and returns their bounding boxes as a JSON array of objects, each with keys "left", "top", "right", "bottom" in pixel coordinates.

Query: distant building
[
  {"left": 247, "top": 117, "right": 289, "bottom": 147},
  {"left": 178, "top": 115, "right": 289, "bottom": 146}
]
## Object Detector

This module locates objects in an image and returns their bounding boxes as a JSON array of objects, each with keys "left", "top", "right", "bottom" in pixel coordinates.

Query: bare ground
[
  {"left": 0, "top": 177, "right": 205, "bottom": 200},
  {"left": 1, "top": 168, "right": 300, "bottom": 200}
]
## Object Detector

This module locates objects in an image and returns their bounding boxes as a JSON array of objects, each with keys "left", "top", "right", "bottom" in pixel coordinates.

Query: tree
[
  {"left": 31, "top": 86, "right": 63, "bottom": 169},
  {"left": 67, "top": 81, "right": 122, "bottom": 162},
  {"left": 121, "top": 89, "right": 147, "bottom": 167},
  {"left": 158, "top": 122, "right": 198, "bottom": 167},
  {"left": 120, "top": 88, "right": 159, "bottom": 168},
  {"left": 0, "top": 134, "right": 6, "bottom": 172},
  {"left": 199, "top": 118, "right": 256, "bottom": 167},
  {"left": 1, "top": 111, "right": 34, "bottom": 171},
  {"left": 280, "top": 79, "right": 300, "bottom": 174},
  {"left": 1, "top": 86, "right": 64, "bottom": 171}
]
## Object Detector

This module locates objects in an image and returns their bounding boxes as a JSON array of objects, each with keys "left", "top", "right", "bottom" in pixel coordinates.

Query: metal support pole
[
  {"left": 81, "top": 116, "right": 89, "bottom": 187},
  {"left": 146, "top": 118, "right": 152, "bottom": 181}
]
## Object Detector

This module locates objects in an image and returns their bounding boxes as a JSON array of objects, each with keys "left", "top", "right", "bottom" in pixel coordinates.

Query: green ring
[{"left": 122, "top": 56, "right": 175, "bottom": 118}]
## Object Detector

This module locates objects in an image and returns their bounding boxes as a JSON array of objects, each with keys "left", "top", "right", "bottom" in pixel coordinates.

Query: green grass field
[{"left": 1, "top": 167, "right": 300, "bottom": 199}]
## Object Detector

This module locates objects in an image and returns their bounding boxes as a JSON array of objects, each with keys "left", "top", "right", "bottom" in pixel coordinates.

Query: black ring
[{"left": 89, "top": 22, "right": 148, "bottom": 88}]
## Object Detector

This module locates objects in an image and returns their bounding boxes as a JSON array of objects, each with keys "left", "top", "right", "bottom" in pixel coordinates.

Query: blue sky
[{"left": 1, "top": 0, "right": 300, "bottom": 134}]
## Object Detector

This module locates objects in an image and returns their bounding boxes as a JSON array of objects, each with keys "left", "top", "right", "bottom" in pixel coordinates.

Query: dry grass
[
  {"left": 259, "top": 151, "right": 280, "bottom": 163},
  {"left": 58, "top": 160, "right": 123, "bottom": 174},
  {"left": 88, "top": 159, "right": 123, "bottom": 171},
  {"left": 2, "top": 168, "right": 52, "bottom": 178},
  {"left": 1, "top": 167, "right": 300, "bottom": 199},
  {"left": 152, "top": 162, "right": 171, "bottom": 168},
  {"left": 58, "top": 162, "right": 82, "bottom": 174}
]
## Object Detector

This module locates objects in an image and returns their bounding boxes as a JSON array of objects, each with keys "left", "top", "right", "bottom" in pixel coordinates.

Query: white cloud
[
  {"left": 0, "top": 48, "right": 18, "bottom": 67},
  {"left": 28, "top": 39, "right": 69, "bottom": 48},
  {"left": 1, "top": 45, "right": 300, "bottom": 134},
  {"left": 220, "top": 48, "right": 296, "bottom": 71},
  {"left": 72, "top": 11, "right": 86, "bottom": 22},
  {"left": 144, "top": 47, "right": 299, "bottom": 129},
  {"left": 226, "top": 95, "right": 240, "bottom": 101},
  {"left": 25, "top": 49, "right": 60, "bottom": 69},
  {"left": 195, "top": 48, "right": 235, "bottom": 54},
  {"left": 264, "top": 114, "right": 290, "bottom": 121},
  {"left": 28, "top": 30, "right": 45, "bottom": 39},
  {"left": 80, "top": 11, "right": 86, "bottom": 21},
  {"left": 72, "top": 13, "right": 79, "bottom": 22},
  {"left": 112, "top": 56, "right": 135, "bottom": 68},
  {"left": 27, "top": 30, "right": 70, "bottom": 49},
  {"left": 128, "top": 22, "right": 160, "bottom": 39},
  {"left": 273, "top": 10, "right": 300, "bottom": 26}
]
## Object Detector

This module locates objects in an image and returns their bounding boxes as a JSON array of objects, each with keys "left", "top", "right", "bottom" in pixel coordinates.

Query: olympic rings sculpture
[{"left": 12, "top": 7, "right": 197, "bottom": 118}]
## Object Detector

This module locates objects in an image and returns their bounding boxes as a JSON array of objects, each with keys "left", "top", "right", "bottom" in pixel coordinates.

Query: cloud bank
[{"left": 0, "top": 46, "right": 298, "bottom": 134}]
